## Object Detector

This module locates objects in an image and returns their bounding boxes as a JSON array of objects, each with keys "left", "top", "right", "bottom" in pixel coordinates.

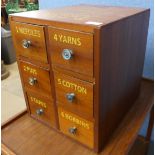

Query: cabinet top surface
[{"left": 10, "top": 4, "right": 148, "bottom": 27}]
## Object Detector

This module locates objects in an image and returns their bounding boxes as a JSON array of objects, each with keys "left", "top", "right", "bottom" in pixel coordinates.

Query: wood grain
[
  {"left": 27, "top": 91, "right": 57, "bottom": 127},
  {"left": 19, "top": 60, "right": 53, "bottom": 99},
  {"left": 18, "top": 56, "right": 50, "bottom": 69},
  {"left": 1, "top": 79, "right": 153, "bottom": 155},
  {"left": 10, "top": 21, "right": 48, "bottom": 63},
  {"left": 1, "top": 109, "right": 27, "bottom": 129},
  {"left": 146, "top": 106, "right": 154, "bottom": 141},
  {"left": 54, "top": 71, "right": 94, "bottom": 120},
  {"left": 9, "top": 5, "right": 147, "bottom": 30},
  {"left": 48, "top": 27, "right": 94, "bottom": 76},
  {"left": 101, "top": 80, "right": 153, "bottom": 155},
  {"left": 128, "top": 136, "right": 149, "bottom": 155},
  {"left": 52, "top": 65, "right": 95, "bottom": 83},
  {"left": 9, "top": 5, "right": 150, "bottom": 152},
  {"left": 58, "top": 107, "right": 94, "bottom": 149},
  {"left": 1, "top": 144, "right": 16, "bottom": 155},
  {"left": 96, "top": 10, "right": 150, "bottom": 151},
  {"left": 44, "top": 26, "right": 60, "bottom": 130},
  {"left": 93, "top": 27, "right": 101, "bottom": 152}
]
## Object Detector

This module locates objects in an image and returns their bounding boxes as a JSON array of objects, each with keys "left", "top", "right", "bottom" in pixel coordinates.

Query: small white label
[{"left": 85, "top": 21, "right": 103, "bottom": 26}]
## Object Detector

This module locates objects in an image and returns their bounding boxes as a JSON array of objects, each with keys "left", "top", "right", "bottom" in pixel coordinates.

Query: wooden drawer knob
[
  {"left": 28, "top": 77, "right": 37, "bottom": 86},
  {"left": 36, "top": 109, "right": 44, "bottom": 115},
  {"left": 22, "top": 39, "right": 31, "bottom": 48},
  {"left": 68, "top": 127, "right": 77, "bottom": 134},
  {"left": 66, "top": 93, "right": 75, "bottom": 102},
  {"left": 62, "top": 49, "right": 73, "bottom": 60}
]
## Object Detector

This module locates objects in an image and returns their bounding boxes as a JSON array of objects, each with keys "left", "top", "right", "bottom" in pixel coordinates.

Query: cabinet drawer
[
  {"left": 48, "top": 27, "right": 93, "bottom": 76},
  {"left": 19, "top": 61, "right": 52, "bottom": 98},
  {"left": 58, "top": 107, "right": 94, "bottom": 148},
  {"left": 54, "top": 72, "right": 94, "bottom": 119},
  {"left": 11, "top": 21, "right": 47, "bottom": 63},
  {"left": 27, "top": 92, "right": 56, "bottom": 127}
]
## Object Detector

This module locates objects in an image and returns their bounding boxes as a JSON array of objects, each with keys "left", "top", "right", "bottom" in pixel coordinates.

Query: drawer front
[
  {"left": 48, "top": 27, "right": 93, "bottom": 76},
  {"left": 54, "top": 72, "right": 94, "bottom": 119},
  {"left": 58, "top": 107, "right": 94, "bottom": 148},
  {"left": 19, "top": 61, "right": 52, "bottom": 98},
  {"left": 27, "top": 92, "right": 56, "bottom": 127},
  {"left": 11, "top": 21, "right": 47, "bottom": 63}
]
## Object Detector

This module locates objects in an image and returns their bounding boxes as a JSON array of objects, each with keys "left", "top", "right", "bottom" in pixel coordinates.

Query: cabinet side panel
[
  {"left": 99, "top": 10, "right": 150, "bottom": 150},
  {"left": 93, "top": 28, "right": 101, "bottom": 152}
]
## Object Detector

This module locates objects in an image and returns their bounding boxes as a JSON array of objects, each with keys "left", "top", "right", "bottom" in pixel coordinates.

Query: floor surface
[{"left": 1, "top": 62, "right": 26, "bottom": 123}]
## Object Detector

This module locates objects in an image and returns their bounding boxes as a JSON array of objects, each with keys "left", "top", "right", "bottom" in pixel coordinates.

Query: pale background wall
[{"left": 39, "top": 0, "right": 154, "bottom": 140}]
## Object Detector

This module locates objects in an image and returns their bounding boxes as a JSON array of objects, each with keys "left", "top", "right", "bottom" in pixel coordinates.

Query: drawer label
[
  {"left": 57, "top": 78, "right": 87, "bottom": 94},
  {"left": 16, "top": 26, "right": 41, "bottom": 38},
  {"left": 30, "top": 96, "right": 47, "bottom": 108},
  {"left": 60, "top": 111, "right": 90, "bottom": 130},
  {"left": 23, "top": 65, "right": 37, "bottom": 75},
  {"left": 53, "top": 34, "right": 81, "bottom": 46}
]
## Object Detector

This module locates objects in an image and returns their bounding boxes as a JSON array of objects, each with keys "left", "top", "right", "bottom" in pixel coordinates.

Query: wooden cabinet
[{"left": 9, "top": 5, "right": 150, "bottom": 152}]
